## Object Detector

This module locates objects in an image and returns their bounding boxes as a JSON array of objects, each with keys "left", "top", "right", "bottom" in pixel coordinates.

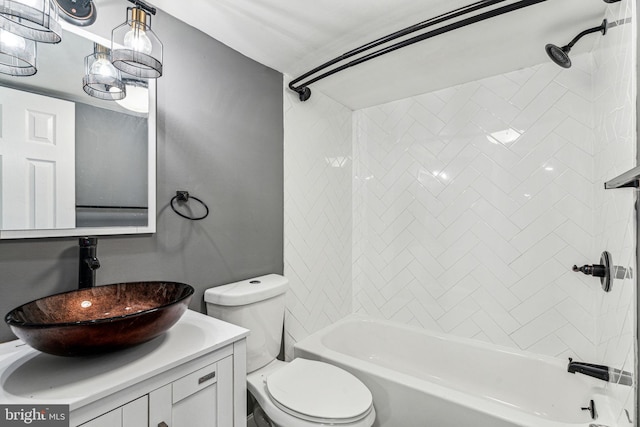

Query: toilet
[{"left": 205, "top": 274, "right": 376, "bottom": 427}]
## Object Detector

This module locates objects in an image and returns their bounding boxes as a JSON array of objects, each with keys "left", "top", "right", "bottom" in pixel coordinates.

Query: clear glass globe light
[
  {"left": 124, "top": 29, "right": 152, "bottom": 55},
  {"left": 90, "top": 57, "right": 118, "bottom": 79}
]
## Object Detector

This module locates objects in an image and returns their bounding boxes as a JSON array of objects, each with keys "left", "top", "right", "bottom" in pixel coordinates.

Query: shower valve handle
[
  {"left": 572, "top": 251, "right": 612, "bottom": 292},
  {"left": 573, "top": 264, "right": 606, "bottom": 277}
]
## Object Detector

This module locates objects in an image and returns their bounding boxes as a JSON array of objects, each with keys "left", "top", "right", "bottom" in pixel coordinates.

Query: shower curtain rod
[
  {"left": 288, "top": 0, "right": 508, "bottom": 100},
  {"left": 288, "top": 0, "right": 548, "bottom": 101}
]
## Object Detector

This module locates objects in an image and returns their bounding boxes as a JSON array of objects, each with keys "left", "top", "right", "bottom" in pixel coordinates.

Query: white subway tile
[{"left": 511, "top": 309, "right": 566, "bottom": 349}]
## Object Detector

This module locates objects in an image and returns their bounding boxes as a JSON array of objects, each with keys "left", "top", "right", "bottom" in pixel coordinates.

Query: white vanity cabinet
[
  {"left": 0, "top": 311, "right": 249, "bottom": 427},
  {"left": 75, "top": 348, "right": 237, "bottom": 427}
]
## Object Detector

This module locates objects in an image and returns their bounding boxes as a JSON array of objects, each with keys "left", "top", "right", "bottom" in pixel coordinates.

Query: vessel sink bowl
[{"left": 4, "top": 282, "right": 194, "bottom": 357}]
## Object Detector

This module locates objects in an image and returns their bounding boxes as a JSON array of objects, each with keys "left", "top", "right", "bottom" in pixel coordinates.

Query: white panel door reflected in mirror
[{"left": 0, "top": 86, "right": 75, "bottom": 230}]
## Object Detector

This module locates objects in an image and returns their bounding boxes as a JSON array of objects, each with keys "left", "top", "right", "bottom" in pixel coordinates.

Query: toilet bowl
[
  {"left": 248, "top": 360, "right": 375, "bottom": 427},
  {"left": 205, "top": 274, "right": 375, "bottom": 427}
]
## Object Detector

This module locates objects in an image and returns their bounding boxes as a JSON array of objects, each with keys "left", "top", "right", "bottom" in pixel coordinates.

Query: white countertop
[{"left": 0, "top": 310, "right": 248, "bottom": 409}]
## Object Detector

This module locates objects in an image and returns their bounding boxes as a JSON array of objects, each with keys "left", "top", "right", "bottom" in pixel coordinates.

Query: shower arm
[
  {"left": 563, "top": 20, "right": 607, "bottom": 51},
  {"left": 289, "top": 0, "right": 549, "bottom": 101}
]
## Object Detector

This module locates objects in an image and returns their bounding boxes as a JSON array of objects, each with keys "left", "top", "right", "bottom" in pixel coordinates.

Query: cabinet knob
[{"left": 158, "top": 422, "right": 168, "bottom": 427}]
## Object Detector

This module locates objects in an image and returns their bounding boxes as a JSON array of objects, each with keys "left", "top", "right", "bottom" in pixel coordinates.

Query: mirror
[{"left": 0, "top": 24, "right": 156, "bottom": 239}]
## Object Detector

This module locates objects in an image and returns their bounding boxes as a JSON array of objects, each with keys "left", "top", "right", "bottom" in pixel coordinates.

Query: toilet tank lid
[{"left": 204, "top": 274, "right": 288, "bottom": 306}]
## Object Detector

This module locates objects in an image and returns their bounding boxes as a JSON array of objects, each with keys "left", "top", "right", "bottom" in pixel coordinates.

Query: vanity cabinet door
[
  {"left": 149, "top": 384, "right": 172, "bottom": 427},
  {"left": 79, "top": 409, "right": 121, "bottom": 427},
  {"left": 149, "top": 356, "right": 234, "bottom": 427},
  {"left": 79, "top": 396, "right": 147, "bottom": 427},
  {"left": 150, "top": 381, "right": 216, "bottom": 427},
  {"left": 172, "top": 378, "right": 217, "bottom": 427},
  {"left": 122, "top": 396, "right": 148, "bottom": 427}
]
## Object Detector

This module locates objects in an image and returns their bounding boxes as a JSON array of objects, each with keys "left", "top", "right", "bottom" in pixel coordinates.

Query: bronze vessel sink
[{"left": 4, "top": 282, "right": 194, "bottom": 357}]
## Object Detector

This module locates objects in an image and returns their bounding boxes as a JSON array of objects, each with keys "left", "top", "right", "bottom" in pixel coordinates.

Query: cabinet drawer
[{"left": 172, "top": 362, "right": 217, "bottom": 404}]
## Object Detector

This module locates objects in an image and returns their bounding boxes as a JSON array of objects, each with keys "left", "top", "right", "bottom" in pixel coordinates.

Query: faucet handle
[
  {"left": 85, "top": 257, "right": 100, "bottom": 270},
  {"left": 572, "top": 264, "right": 606, "bottom": 277},
  {"left": 572, "top": 251, "right": 612, "bottom": 292}
]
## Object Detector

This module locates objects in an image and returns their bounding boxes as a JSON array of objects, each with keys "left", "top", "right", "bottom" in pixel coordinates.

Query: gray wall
[
  {"left": 0, "top": 10, "right": 284, "bottom": 341},
  {"left": 76, "top": 102, "right": 148, "bottom": 208}
]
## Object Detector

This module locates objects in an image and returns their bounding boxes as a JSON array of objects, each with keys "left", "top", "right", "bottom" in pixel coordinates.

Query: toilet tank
[{"left": 204, "top": 274, "right": 288, "bottom": 373}]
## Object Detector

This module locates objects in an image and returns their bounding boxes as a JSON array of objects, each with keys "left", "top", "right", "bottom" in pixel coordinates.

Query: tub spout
[{"left": 567, "top": 358, "right": 633, "bottom": 386}]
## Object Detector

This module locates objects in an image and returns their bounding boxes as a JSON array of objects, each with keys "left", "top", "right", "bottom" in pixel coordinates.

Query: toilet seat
[
  {"left": 265, "top": 359, "right": 373, "bottom": 424},
  {"left": 248, "top": 359, "right": 375, "bottom": 427}
]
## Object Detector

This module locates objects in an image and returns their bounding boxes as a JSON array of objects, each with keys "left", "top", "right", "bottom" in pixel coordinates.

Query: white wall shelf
[{"left": 604, "top": 165, "right": 640, "bottom": 189}]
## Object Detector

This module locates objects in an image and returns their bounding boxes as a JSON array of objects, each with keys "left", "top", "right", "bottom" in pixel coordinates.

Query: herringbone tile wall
[
  {"left": 353, "top": 56, "right": 600, "bottom": 360},
  {"left": 592, "top": 0, "right": 636, "bottom": 422},
  {"left": 283, "top": 83, "right": 353, "bottom": 360}
]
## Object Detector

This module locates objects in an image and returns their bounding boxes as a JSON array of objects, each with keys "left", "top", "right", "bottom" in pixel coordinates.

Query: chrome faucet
[
  {"left": 79, "top": 237, "right": 100, "bottom": 289},
  {"left": 567, "top": 358, "right": 633, "bottom": 386}
]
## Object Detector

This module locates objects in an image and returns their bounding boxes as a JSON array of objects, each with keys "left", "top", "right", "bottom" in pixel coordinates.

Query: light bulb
[
  {"left": 0, "top": 29, "right": 26, "bottom": 50},
  {"left": 90, "top": 57, "right": 118, "bottom": 79},
  {"left": 124, "top": 28, "right": 152, "bottom": 55}
]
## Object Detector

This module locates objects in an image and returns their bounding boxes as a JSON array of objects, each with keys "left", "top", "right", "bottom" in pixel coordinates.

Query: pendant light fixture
[
  {"left": 83, "top": 43, "right": 126, "bottom": 100},
  {"left": 111, "top": 0, "right": 162, "bottom": 79},
  {"left": 0, "top": 0, "right": 62, "bottom": 43},
  {"left": 0, "top": 27, "right": 36, "bottom": 76}
]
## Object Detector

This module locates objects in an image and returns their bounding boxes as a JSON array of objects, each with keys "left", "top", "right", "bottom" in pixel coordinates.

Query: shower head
[
  {"left": 546, "top": 19, "right": 607, "bottom": 68},
  {"left": 545, "top": 44, "right": 571, "bottom": 68}
]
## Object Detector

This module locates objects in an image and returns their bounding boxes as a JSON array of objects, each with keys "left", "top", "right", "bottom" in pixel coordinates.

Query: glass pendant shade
[
  {"left": 111, "top": 7, "right": 162, "bottom": 79},
  {"left": 83, "top": 43, "right": 126, "bottom": 101},
  {"left": 115, "top": 78, "right": 148, "bottom": 113},
  {"left": 0, "top": 27, "right": 35, "bottom": 75},
  {"left": 0, "top": 0, "right": 62, "bottom": 43}
]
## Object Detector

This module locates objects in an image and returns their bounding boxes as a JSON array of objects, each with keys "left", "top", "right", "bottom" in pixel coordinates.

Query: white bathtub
[{"left": 294, "top": 315, "right": 620, "bottom": 427}]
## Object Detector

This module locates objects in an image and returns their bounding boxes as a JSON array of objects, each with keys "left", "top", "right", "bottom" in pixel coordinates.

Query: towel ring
[{"left": 170, "top": 191, "right": 209, "bottom": 221}]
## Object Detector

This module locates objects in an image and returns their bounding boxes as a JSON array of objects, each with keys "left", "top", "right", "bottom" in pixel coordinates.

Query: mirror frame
[{"left": 0, "top": 23, "right": 156, "bottom": 239}]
